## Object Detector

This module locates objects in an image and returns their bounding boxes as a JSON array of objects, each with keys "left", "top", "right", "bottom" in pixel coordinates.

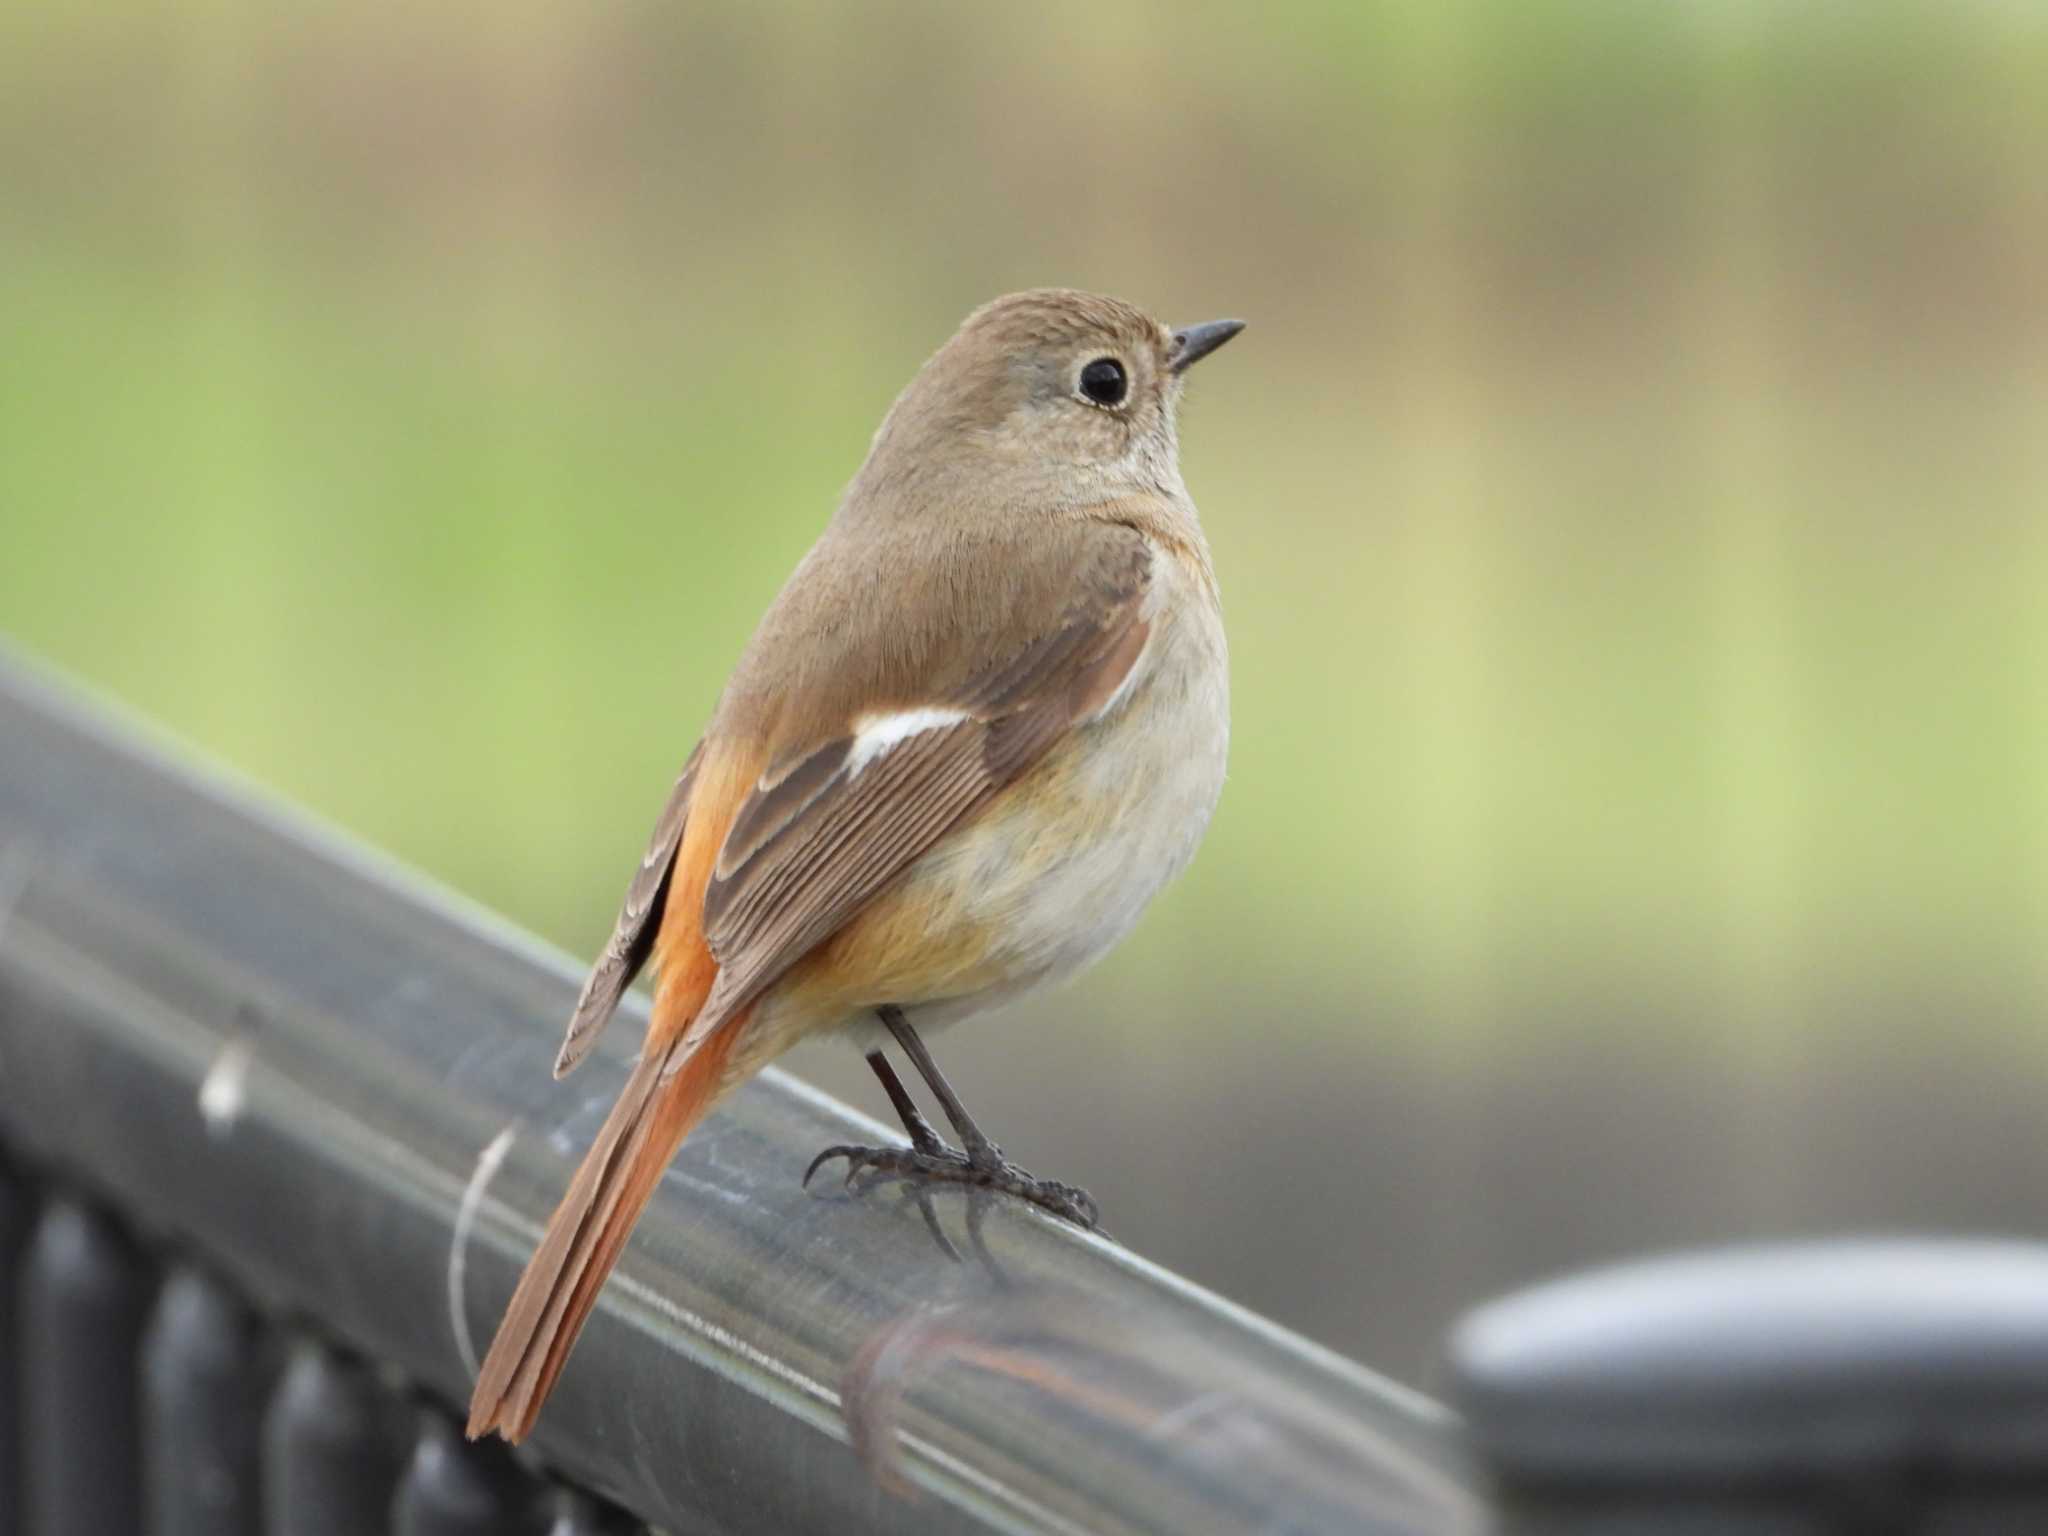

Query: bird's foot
[{"left": 804, "top": 1139, "right": 1100, "bottom": 1230}]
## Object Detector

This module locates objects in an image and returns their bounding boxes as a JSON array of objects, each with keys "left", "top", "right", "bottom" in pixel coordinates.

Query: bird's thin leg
[
  {"left": 876, "top": 1005, "right": 1003, "bottom": 1164},
  {"left": 864, "top": 1049, "right": 947, "bottom": 1155},
  {"left": 801, "top": 1006, "right": 1100, "bottom": 1229}
]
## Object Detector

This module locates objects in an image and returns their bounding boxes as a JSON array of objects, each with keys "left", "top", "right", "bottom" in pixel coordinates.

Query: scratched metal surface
[{"left": 0, "top": 649, "right": 1486, "bottom": 1536}]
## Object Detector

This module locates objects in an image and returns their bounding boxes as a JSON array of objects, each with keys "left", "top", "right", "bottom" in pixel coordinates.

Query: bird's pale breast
[{"left": 745, "top": 538, "right": 1228, "bottom": 1061}]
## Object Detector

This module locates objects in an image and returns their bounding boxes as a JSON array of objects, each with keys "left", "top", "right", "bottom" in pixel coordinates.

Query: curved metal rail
[{"left": 0, "top": 649, "right": 1483, "bottom": 1535}]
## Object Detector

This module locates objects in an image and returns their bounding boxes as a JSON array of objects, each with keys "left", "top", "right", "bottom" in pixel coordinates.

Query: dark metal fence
[
  {"left": 10, "top": 647, "right": 2046, "bottom": 1536},
  {"left": 0, "top": 651, "right": 1483, "bottom": 1534},
  {"left": 6, "top": 1188, "right": 631, "bottom": 1535}
]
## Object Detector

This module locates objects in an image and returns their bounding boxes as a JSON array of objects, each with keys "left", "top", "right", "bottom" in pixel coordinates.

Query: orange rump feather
[{"left": 466, "top": 745, "right": 758, "bottom": 1442}]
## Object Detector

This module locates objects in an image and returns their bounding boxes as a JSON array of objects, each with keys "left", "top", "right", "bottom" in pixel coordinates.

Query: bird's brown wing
[
  {"left": 551, "top": 742, "right": 703, "bottom": 1077},
  {"left": 685, "top": 524, "right": 1155, "bottom": 1046}
]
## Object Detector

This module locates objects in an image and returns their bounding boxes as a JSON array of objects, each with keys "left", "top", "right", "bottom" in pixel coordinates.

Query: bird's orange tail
[
  {"left": 464, "top": 1004, "right": 740, "bottom": 1443},
  {"left": 468, "top": 742, "right": 760, "bottom": 1443},
  {"left": 466, "top": 800, "right": 748, "bottom": 1444}
]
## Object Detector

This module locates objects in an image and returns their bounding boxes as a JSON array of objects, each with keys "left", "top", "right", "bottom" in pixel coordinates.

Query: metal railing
[{"left": 0, "top": 651, "right": 1484, "bottom": 1536}]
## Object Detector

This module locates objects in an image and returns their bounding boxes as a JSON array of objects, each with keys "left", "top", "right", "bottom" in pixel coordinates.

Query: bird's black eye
[{"left": 1078, "top": 357, "right": 1128, "bottom": 407}]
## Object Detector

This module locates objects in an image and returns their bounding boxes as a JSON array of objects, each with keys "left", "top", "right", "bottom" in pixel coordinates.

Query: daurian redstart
[{"left": 468, "top": 289, "right": 1241, "bottom": 1441}]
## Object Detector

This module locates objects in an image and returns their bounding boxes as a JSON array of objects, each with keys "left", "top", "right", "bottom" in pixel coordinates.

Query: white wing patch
[{"left": 846, "top": 707, "right": 971, "bottom": 775}]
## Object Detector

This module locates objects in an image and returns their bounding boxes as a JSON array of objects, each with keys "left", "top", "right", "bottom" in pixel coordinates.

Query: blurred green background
[{"left": 4, "top": 1, "right": 2045, "bottom": 1384}]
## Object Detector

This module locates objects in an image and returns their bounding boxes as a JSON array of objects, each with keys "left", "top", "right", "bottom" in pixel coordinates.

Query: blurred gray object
[{"left": 1452, "top": 1240, "right": 2048, "bottom": 1533}]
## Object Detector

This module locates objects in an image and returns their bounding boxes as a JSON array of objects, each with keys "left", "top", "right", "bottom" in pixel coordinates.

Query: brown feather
[
  {"left": 466, "top": 1048, "right": 654, "bottom": 1439},
  {"left": 552, "top": 743, "right": 703, "bottom": 1078},
  {"left": 473, "top": 1016, "right": 742, "bottom": 1441},
  {"left": 468, "top": 750, "right": 746, "bottom": 1443}
]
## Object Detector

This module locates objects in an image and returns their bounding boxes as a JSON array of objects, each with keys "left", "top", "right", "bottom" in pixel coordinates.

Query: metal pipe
[{"left": 0, "top": 650, "right": 1484, "bottom": 1535}]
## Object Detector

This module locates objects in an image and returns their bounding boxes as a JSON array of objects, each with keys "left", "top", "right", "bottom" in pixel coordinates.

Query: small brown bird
[{"left": 467, "top": 289, "right": 1241, "bottom": 1442}]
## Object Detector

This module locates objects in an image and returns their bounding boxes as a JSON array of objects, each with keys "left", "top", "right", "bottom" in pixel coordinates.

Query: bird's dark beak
[{"left": 1169, "top": 318, "right": 1246, "bottom": 374}]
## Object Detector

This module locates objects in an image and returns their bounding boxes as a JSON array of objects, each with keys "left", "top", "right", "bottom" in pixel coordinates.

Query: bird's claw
[{"left": 803, "top": 1140, "right": 1099, "bottom": 1229}]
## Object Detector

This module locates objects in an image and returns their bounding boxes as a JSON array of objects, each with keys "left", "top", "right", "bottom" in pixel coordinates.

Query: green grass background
[{"left": 5, "top": 1, "right": 2045, "bottom": 1370}]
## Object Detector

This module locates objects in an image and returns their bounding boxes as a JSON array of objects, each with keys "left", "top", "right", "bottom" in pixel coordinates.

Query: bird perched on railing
[{"left": 468, "top": 288, "right": 1243, "bottom": 1443}]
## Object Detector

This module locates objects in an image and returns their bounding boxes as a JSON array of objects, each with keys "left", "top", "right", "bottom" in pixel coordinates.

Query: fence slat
[
  {"left": 0, "top": 1163, "right": 31, "bottom": 1536},
  {"left": 142, "top": 1265, "right": 268, "bottom": 1536},
  {"left": 21, "top": 1200, "right": 153, "bottom": 1536},
  {"left": 261, "top": 1344, "right": 407, "bottom": 1536},
  {"left": 392, "top": 1416, "right": 546, "bottom": 1536},
  {"left": 546, "top": 1491, "right": 642, "bottom": 1535}
]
